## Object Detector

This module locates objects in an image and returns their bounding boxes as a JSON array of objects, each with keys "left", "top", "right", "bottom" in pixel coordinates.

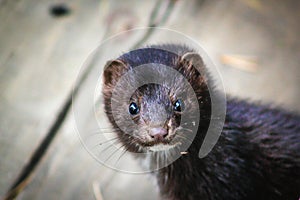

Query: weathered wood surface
[
  {"left": 0, "top": 0, "right": 300, "bottom": 199},
  {"left": 0, "top": 0, "right": 102, "bottom": 196}
]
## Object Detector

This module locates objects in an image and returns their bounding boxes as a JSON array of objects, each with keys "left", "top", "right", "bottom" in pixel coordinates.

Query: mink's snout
[{"left": 149, "top": 127, "right": 168, "bottom": 141}]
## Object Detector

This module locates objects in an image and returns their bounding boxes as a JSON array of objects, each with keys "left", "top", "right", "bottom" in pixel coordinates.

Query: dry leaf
[{"left": 220, "top": 54, "right": 259, "bottom": 73}]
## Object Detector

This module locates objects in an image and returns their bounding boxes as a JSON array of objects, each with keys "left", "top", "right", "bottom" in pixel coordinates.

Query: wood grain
[{"left": 1, "top": 0, "right": 300, "bottom": 199}]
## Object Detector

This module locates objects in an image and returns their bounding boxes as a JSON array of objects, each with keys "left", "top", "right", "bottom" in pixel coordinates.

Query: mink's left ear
[{"left": 180, "top": 52, "right": 207, "bottom": 79}]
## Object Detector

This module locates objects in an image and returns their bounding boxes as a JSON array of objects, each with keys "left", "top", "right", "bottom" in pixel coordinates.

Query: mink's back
[{"left": 224, "top": 99, "right": 300, "bottom": 198}]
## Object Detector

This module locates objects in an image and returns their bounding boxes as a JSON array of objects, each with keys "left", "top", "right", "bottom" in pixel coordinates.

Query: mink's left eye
[{"left": 173, "top": 99, "right": 184, "bottom": 112}]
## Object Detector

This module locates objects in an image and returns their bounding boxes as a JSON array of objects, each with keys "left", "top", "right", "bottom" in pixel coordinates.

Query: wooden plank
[
  {"left": 0, "top": 0, "right": 106, "bottom": 196},
  {"left": 1, "top": 0, "right": 300, "bottom": 199}
]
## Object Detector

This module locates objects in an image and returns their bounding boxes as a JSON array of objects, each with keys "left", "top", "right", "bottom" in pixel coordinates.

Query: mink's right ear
[{"left": 103, "top": 59, "right": 129, "bottom": 86}]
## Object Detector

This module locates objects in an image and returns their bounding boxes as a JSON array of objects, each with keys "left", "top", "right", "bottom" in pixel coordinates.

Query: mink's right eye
[{"left": 129, "top": 102, "right": 139, "bottom": 115}]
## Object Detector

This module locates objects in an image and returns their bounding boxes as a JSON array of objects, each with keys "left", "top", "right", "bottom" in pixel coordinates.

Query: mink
[{"left": 102, "top": 44, "right": 300, "bottom": 200}]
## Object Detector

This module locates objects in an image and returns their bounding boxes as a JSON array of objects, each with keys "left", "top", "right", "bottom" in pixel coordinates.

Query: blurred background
[{"left": 0, "top": 0, "right": 299, "bottom": 199}]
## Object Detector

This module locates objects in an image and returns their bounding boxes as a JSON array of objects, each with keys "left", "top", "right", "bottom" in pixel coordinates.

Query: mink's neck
[{"left": 156, "top": 90, "right": 214, "bottom": 199}]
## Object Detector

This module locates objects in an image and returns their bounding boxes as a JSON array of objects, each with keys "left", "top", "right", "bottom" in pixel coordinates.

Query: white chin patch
[{"left": 147, "top": 143, "right": 175, "bottom": 152}]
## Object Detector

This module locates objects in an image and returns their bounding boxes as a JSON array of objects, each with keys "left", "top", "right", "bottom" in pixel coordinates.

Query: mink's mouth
[
  {"left": 140, "top": 138, "right": 172, "bottom": 147},
  {"left": 135, "top": 134, "right": 180, "bottom": 152}
]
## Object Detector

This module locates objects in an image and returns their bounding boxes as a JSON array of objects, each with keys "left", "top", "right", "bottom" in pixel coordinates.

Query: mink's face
[
  {"left": 107, "top": 79, "right": 200, "bottom": 153},
  {"left": 126, "top": 83, "right": 185, "bottom": 149},
  {"left": 102, "top": 47, "right": 207, "bottom": 153}
]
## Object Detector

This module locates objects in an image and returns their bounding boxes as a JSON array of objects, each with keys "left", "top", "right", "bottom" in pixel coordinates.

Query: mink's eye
[
  {"left": 129, "top": 102, "right": 139, "bottom": 115},
  {"left": 174, "top": 99, "right": 184, "bottom": 112}
]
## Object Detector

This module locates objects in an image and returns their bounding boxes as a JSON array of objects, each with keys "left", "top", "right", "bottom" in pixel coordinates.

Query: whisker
[
  {"left": 90, "top": 138, "right": 119, "bottom": 151},
  {"left": 98, "top": 137, "right": 119, "bottom": 146},
  {"left": 88, "top": 127, "right": 114, "bottom": 132},
  {"left": 91, "top": 130, "right": 115, "bottom": 134},
  {"left": 87, "top": 128, "right": 116, "bottom": 135},
  {"left": 94, "top": 139, "right": 120, "bottom": 153},
  {"left": 175, "top": 134, "right": 194, "bottom": 144},
  {"left": 114, "top": 145, "right": 130, "bottom": 167},
  {"left": 103, "top": 143, "right": 127, "bottom": 163},
  {"left": 177, "top": 126, "right": 194, "bottom": 132}
]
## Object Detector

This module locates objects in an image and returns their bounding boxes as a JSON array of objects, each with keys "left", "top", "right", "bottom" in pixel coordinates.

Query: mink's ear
[
  {"left": 103, "top": 59, "right": 129, "bottom": 86},
  {"left": 180, "top": 52, "right": 207, "bottom": 80},
  {"left": 181, "top": 52, "right": 205, "bottom": 72}
]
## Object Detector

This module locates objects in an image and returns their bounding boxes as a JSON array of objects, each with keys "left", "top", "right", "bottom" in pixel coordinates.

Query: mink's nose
[{"left": 149, "top": 127, "right": 168, "bottom": 140}]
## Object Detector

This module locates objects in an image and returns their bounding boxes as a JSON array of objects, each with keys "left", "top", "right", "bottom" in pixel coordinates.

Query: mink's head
[{"left": 102, "top": 45, "right": 211, "bottom": 153}]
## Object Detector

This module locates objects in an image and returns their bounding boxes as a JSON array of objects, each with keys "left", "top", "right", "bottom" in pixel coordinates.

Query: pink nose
[{"left": 149, "top": 127, "right": 168, "bottom": 140}]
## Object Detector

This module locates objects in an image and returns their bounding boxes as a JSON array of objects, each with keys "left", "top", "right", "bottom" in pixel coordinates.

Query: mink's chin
[
  {"left": 147, "top": 143, "right": 177, "bottom": 152},
  {"left": 135, "top": 135, "right": 179, "bottom": 151},
  {"left": 140, "top": 139, "right": 171, "bottom": 147}
]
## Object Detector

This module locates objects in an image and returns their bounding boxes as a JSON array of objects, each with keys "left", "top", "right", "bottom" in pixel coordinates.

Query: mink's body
[
  {"left": 102, "top": 44, "right": 300, "bottom": 200},
  {"left": 159, "top": 99, "right": 300, "bottom": 200}
]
